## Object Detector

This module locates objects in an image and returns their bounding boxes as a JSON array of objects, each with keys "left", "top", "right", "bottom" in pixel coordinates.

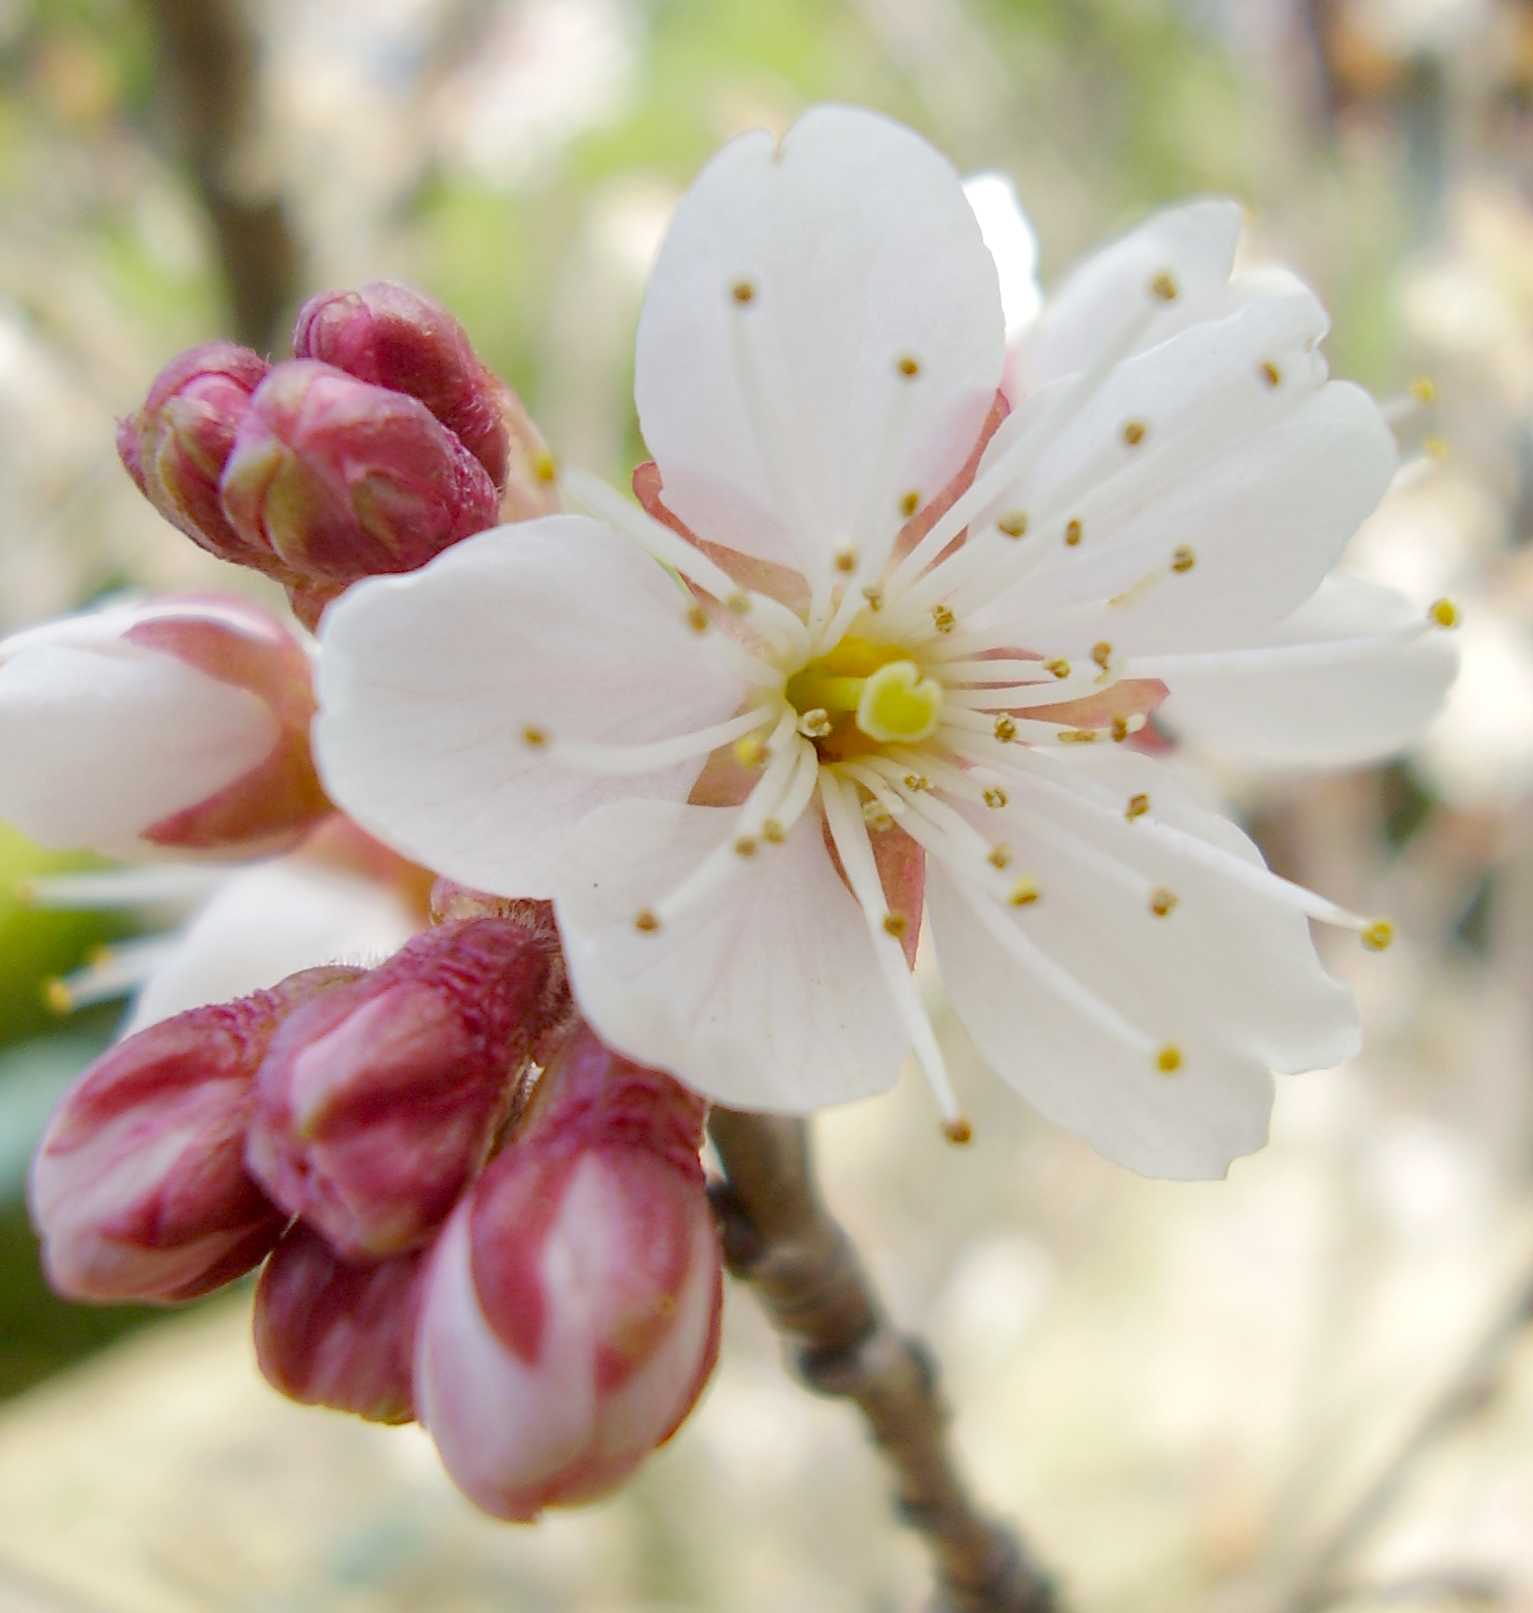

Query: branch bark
[
  {"left": 142, "top": 0, "right": 300, "bottom": 352},
  {"left": 707, "top": 1108, "right": 1062, "bottom": 1613}
]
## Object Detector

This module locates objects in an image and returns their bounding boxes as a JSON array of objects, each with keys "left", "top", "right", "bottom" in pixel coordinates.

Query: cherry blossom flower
[{"left": 315, "top": 105, "right": 1457, "bottom": 1178}]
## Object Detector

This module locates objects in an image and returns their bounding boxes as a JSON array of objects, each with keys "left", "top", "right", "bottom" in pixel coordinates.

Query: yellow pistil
[{"left": 858, "top": 661, "right": 943, "bottom": 744}]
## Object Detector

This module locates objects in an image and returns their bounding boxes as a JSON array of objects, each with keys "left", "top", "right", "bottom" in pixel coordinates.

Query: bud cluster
[
  {"left": 118, "top": 283, "right": 556, "bottom": 628},
  {"left": 29, "top": 895, "right": 722, "bottom": 1521}
]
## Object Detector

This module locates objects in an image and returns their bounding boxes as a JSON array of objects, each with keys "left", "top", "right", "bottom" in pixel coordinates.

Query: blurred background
[{"left": 2, "top": 0, "right": 1533, "bottom": 1608}]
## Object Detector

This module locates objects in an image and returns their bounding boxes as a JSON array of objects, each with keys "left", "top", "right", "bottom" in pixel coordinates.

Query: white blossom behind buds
[{"left": 0, "top": 595, "right": 328, "bottom": 860}]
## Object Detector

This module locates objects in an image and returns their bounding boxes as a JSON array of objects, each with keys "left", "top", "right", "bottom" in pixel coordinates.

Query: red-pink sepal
[
  {"left": 28, "top": 968, "right": 356, "bottom": 1305},
  {"left": 414, "top": 1025, "right": 721, "bottom": 1523},
  {"left": 117, "top": 343, "right": 271, "bottom": 566},
  {"left": 253, "top": 1224, "right": 423, "bottom": 1424},
  {"left": 125, "top": 595, "right": 331, "bottom": 856},
  {"left": 217, "top": 359, "right": 501, "bottom": 628},
  {"left": 245, "top": 916, "right": 568, "bottom": 1261}
]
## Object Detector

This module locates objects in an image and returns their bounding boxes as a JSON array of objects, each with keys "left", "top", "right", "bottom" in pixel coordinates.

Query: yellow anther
[
  {"left": 733, "top": 734, "right": 768, "bottom": 768},
  {"left": 997, "top": 511, "right": 1028, "bottom": 538},
  {"left": 733, "top": 836, "right": 758, "bottom": 858},
  {"left": 533, "top": 451, "right": 558, "bottom": 485},
  {"left": 882, "top": 911, "right": 909, "bottom": 938},
  {"left": 863, "top": 803, "right": 895, "bottom": 832},
  {"left": 1057, "top": 728, "right": 1099, "bottom": 744},
  {"left": 1170, "top": 545, "right": 1196, "bottom": 574},
  {"left": 798, "top": 708, "right": 833, "bottom": 739},
  {"left": 896, "top": 354, "right": 922, "bottom": 379},
  {"left": 1065, "top": 518, "right": 1083, "bottom": 547},
  {"left": 1008, "top": 878, "right": 1040, "bottom": 907},
  {"left": 1429, "top": 597, "right": 1460, "bottom": 629},
  {"left": 834, "top": 547, "right": 858, "bottom": 575},
  {"left": 1126, "top": 792, "right": 1150, "bottom": 821},
  {"left": 987, "top": 844, "right": 1012, "bottom": 869},
  {"left": 1111, "top": 716, "right": 1130, "bottom": 742},
  {"left": 521, "top": 725, "right": 549, "bottom": 749},
  {"left": 1045, "top": 657, "right": 1071, "bottom": 680},
  {"left": 634, "top": 909, "right": 661, "bottom": 933},
  {"left": 902, "top": 773, "right": 931, "bottom": 791},
  {"left": 1150, "top": 270, "right": 1179, "bottom": 302},
  {"left": 1156, "top": 1044, "right": 1183, "bottom": 1076},
  {"left": 1091, "top": 641, "right": 1113, "bottom": 670},
  {"left": 42, "top": 978, "right": 72, "bottom": 1015},
  {"left": 1410, "top": 375, "right": 1437, "bottom": 405},
  {"left": 762, "top": 818, "right": 786, "bottom": 844},
  {"left": 685, "top": 603, "right": 709, "bottom": 633},
  {"left": 899, "top": 489, "right": 921, "bottom": 518},
  {"left": 726, "top": 591, "right": 751, "bottom": 615},
  {"left": 861, "top": 585, "right": 885, "bottom": 612},
  {"left": 942, "top": 1116, "right": 974, "bottom": 1145},
  {"left": 1122, "top": 419, "right": 1147, "bottom": 447},
  {"left": 982, "top": 786, "right": 1008, "bottom": 809},
  {"left": 1259, "top": 360, "right": 1282, "bottom": 388},
  {"left": 1149, "top": 887, "right": 1178, "bottom": 917},
  {"left": 731, "top": 280, "right": 757, "bottom": 305},
  {"left": 931, "top": 604, "right": 957, "bottom": 635},
  {"left": 1361, "top": 919, "right": 1394, "bottom": 953},
  {"left": 993, "top": 715, "right": 1017, "bottom": 742},
  {"left": 857, "top": 660, "right": 943, "bottom": 745}
]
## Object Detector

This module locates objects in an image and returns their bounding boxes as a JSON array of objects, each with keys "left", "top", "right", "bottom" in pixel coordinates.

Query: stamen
[
  {"left": 1122, "top": 420, "right": 1147, "bottom": 447},
  {"left": 834, "top": 547, "right": 859, "bottom": 574},
  {"left": 19, "top": 865, "right": 222, "bottom": 911},
  {"left": 1361, "top": 919, "right": 1393, "bottom": 952},
  {"left": 1171, "top": 545, "right": 1196, "bottom": 573},
  {"left": 521, "top": 725, "right": 549, "bottom": 749},
  {"left": 982, "top": 787, "right": 1008, "bottom": 809},
  {"left": 998, "top": 512, "right": 1028, "bottom": 538},
  {"left": 1259, "top": 360, "right": 1282, "bottom": 388},
  {"left": 685, "top": 603, "right": 710, "bottom": 634},
  {"left": 820, "top": 775, "right": 966, "bottom": 1129},
  {"left": 634, "top": 909, "right": 661, "bottom": 933},
  {"left": 1126, "top": 793, "right": 1150, "bottom": 821},
  {"left": 797, "top": 708, "right": 833, "bottom": 739},
  {"left": 882, "top": 911, "right": 909, "bottom": 937},
  {"left": 1156, "top": 1044, "right": 1183, "bottom": 1075},
  {"left": 561, "top": 469, "right": 809, "bottom": 658},
  {"left": 44, "top": 935, "right": 180, "bottom": 1011},
  {"left": 1149, "top": 887, "right": 1178, "bottom": 917},
  {"left": 1065, "top": 519, "right": 1083, "bottom": 547},
  {"left": 900, "top": 490, "right": 922, "bottom": 518},
  {"left": 896, "top": 354, "right": 922, "bottom": 379},
  {"left": 1149, "top": 271, "right": 1179, "bottom": 302},
  {"left": 931, "top": 604, "right": 957, "bottom": 635},
  {"left": 554, "top": 705, "right": 777, "bottom": 774}
]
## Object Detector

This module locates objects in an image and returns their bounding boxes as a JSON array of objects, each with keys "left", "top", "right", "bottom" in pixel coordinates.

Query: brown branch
[
  {"left": 141, "top": 0, "right": 300, "bottom": 352},
  {"left": 707, "top": 1108, "right": 1062, "bottom": 1613}
]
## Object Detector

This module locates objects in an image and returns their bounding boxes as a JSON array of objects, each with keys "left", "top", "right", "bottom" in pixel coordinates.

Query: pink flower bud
[
  {"left": 415, "top": 1026, "right": 721, "bottom": 1522},
  {"left": 291, "top": 281, "right": 512, "bottom": 493},
  {"left": 246, "top": 916, "right": 567, "bottom": 1260},
  {"left": 0, "top": 595, "right": 330, "bottom": 859},
  {"left": 218, "top": 360, "right": 500, "bottom": 627},
  {"left": 118, "top": 343, "right": 271, "bottom": 565},
  {"left": 253, "top": 1224, "right": 422, "bottom": 1424},
  {"left": 29, "top": 969, "right": 357, "bottom": 1304}
]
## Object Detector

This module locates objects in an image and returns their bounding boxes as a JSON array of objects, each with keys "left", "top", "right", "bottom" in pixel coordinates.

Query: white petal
[
  {"left": 963, "top": 172, "right": 1042, "bottom": 339},
  {"left": 122, "top": 856, "right": 419, "bottom": 1035},
  {"left": 0, "top": 630, "right": 276, "bottom": 859},
  {"left": 1013, "top": 199, "right": 1243, "bottom": 396},
  {"left": 315, "top": 517, "right": 749, "bottom": 899},
  {"left": 635, "top": 104, "right": 1003, "bottom": 584},
  {"left": 554, "top": 797, "right": 906, "bottom": 1111},
  {"left": 928, "top": 749, "right": 1356, "bottom": 1178},
  {"left": 1157, "top": 576, "right": 1458, "bottom": 768},
  {"left": 965, "top": 295, "right": 1396, "bottom": 653}
]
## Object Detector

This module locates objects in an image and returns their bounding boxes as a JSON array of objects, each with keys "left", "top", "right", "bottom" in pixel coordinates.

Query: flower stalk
[{"left": 706, "top": 1107, "right": 1061, "bottom": 1613}]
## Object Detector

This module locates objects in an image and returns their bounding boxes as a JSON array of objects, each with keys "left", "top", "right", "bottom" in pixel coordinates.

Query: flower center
[{"left": 783, "top": 633, "right": 943, "bottom": 758}]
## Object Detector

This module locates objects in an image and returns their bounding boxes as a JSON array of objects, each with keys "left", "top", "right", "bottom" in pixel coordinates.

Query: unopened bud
[
  {"left": 29, "top": 969, "right": 356, "bottom": 1304},
  {"left": 292, "top": 281, "right": 513, "bottom": 494},
  {"left": 0, "top": 596, "right": 329, "bottom": 859},
  {"left": 253, "top": 1224, "right": 422, "bottom": 1424},
  {"left": 218, "top": 360, "right": 501, "bottom": 627},
  {"left": 415, "top": 1025, "right": 721, "bottom": 1522},
  {"left": 246, "top": 916, "right": 568, "bottom": 1260},
  {"left": 118, "top": 343, "right": 270, "bottom": 565}
]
